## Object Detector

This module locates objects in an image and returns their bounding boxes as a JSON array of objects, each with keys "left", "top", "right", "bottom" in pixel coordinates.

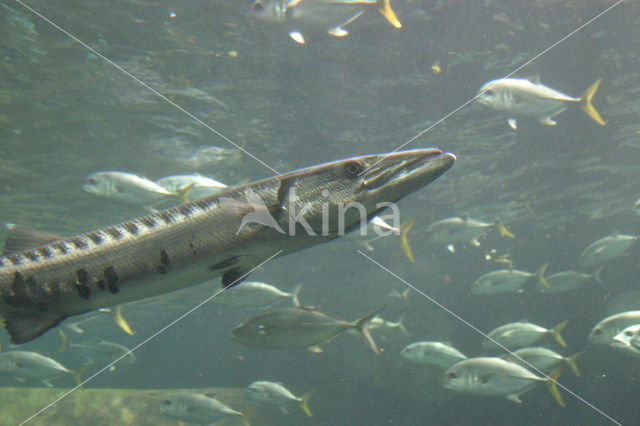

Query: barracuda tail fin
[
  {"left": 579, "top": 79, "right": 606, "bottom": 126},
  {"left": 537, "top": 263, "right": 551, "bottom": 288},
  {"left": 565, "top": 351, "right": 584, "bottom": 377},
  {"left": 545, "top": 367, "right": 565, "bottom": 407},
  {"left": 354, "top": 305, "right": 387, "bottom": 354},
  {"left": 398, "top": 217, "right": 416, "bottom": 262},
  {"left": 377, "top": 0, "right": 402, "bottom": 28},
  {"left": 550, "top": 320, "right": 569, "bottom": 348},
  {"left": 300, "top": 391, "right": 313, "bottom": 417}
]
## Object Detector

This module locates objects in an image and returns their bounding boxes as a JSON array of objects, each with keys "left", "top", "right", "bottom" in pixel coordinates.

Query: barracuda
[{"left": 0, "top": 149, "right": 455, "bottom": 343}]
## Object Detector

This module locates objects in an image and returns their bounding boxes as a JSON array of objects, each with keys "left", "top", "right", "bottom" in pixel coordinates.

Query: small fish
[
  {"left": 483, "top": 321, "right": 568, "bottom": 351},
  {"left": 425, "top": 215, "right": 513, "bottom": 252},
  {"left": 249, "top": 0, "right": 402, "bottom": 44},
  {"left": 57, "top": 330, "right": 135, "bottom": 370},
  {"left": 501, "top": 347, "right": 583, "bottom": 377},
  {"left": 62, "top": 305, "right": 135, "bottom": 336},
  {"left": 0, "top": 350, "right": 78, "bottom": 387},
  {"left": 347, "top": 313, "right": 410, "bottom": 337},
  {"left": 443, "top": 357, "right": 564, "bottom": 406},
  {"left": 471, "top": 268, "right": 538, "bottom": 295},
  {"left": 612, "top": 324, "right": 640, "bottom": 356},
  {"left": 156, "top": 392, "right": 249, "bottom": 426},
  {"left": 536, "top": 267, "right": 597, "bottom": 294},
  {"left": 346, "top": 216, "right": 416, "bottom": 262},
  {"left": 401, "top": 341, "right": 467, "bottom": 369},
  {"left": 83, "top": 171, "right": 191, "bottom": 208},
  {"left": 578, "top": 233, "right": 638, "bottom": 267},
  {"left": 477, "top": 77, "right": 605, "bottom": 130},
  {"left": 246, "top": 380, "right": 313, "bottom": 416},
  {"left": 155, "top": 173, "right": 228, "bottom": 201},
  {"left": 589, "top": 311, "right": 640, "bottom": 346},
  {"left": 216, "top": 282, "right": 301, "bottom": 308},
  {"left": 231, "top": 305, "right": 385, "bottom": 354}
]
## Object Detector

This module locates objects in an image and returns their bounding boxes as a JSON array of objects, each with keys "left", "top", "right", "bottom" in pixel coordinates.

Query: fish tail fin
[
  {"left": 565, "top": 351, "right": 584, "bottom": 377},
  {"left": 175, "top": 182, "right": 195, "bottom": 203},
  {"left": 72, "top": 365, "right": 89, "bottom": 387},
  {"left": 398, "top": 217, "right": 416, "bottom": 262},
  {"left": 396, "top": 313, "right": 410, "bottom": 336},
  {"left": 545, "top": 367, "right": 565, "bottom": 407},
  {"left": 579, "top": 79, "right": 606, "bottom": 125},
  {"left": 495, "top": 219, "right": 514, "bottom": 238},
  {"left": 291, "top": 284, "right": 303, "bottom": 308},
  {"left": 239, "top": 406, "right": 255, "bottom": 426},
  {"left": 55, "top": 329, "right": 69, "bottom": 354},
  {"left": 537, "top": 263, "right": 551, "bottom": 288},
  {"left": 551, "top": 320, "right": 569, "bottom": 348},
  {"left": 300, "top": 391, "right": 314, "bottom": 417},
  {"left": 377, "top": 0, "right": 402, "bottom": 28},
  {"left": 354, "top": 305, "right": 387, "bottom": 354},
  {"left": 113, "top": 305, "right": 135, "bottom": 335},
  {"left": 594, "top": 266, "right": 604, "bottom": 285}
]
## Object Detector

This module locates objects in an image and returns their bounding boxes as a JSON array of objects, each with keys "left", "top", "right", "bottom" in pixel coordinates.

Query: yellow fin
[
  {"left": 55, "top": 329, "right": 69, "bottom": 354},
  {"left": 496, "top": 220, "right": 514, "bottom": 238},
  {"left": 537, "top": 263, "right": 551, "bottom": 288},
  {"left": 113, "top": 305, "right": 135, "bottom": 335},
  {"left": 545, "top": 367, "right": 565, "bottom": 407},
  {"left": 398, "top": 217, "right": 416, "bottom": 262},
  {"left": 308, "top": 345, "right": 323, "bottom": 353},
  {"left": 175, "top": 182, "right": 195, "bottom": 203},
  {"left": 377, "top": 0, "right": 402, "bottom": 28},
  {"left": 239, "top": 406, "right": 255, "bottom": 426},
  {"left": 565, "top": 351, "right": 584, "bottom": 377},
  {"left": 300, "top": 391, "right": 314, "bottom": 417},
  {"left": 550, "top": 320, "right": 568, "bottom": 348},
  {"left": 579, "top": 79, "right": 606, "bottom": 126},
  {"left": 72, "top": 364, "right": 90, "bottom": 387}
]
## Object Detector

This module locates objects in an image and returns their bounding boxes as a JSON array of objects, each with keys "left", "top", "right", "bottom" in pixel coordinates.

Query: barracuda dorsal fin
[
  {"left": 4, "top": 311, "right": 68, "bottom": 344},
  {"left": 3, "top": 223, "right": 63, "bottom": 255}
]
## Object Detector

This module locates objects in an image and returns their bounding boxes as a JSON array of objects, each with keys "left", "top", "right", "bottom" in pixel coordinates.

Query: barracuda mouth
[{"left": 362, "top": 149, "right": 456, "bottom": 190}]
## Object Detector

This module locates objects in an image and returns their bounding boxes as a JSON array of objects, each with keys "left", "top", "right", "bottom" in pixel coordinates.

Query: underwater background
[{"left": 1, "top": 0, "right": 639, "bottom": 424}]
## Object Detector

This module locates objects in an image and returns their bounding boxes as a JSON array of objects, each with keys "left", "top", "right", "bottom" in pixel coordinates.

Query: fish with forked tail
[{"left": 0, "top": 149, "right": 455, "bottom": 344}]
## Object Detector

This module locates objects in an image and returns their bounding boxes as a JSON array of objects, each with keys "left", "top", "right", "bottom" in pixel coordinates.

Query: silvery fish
[
  {"left": 425, "top": 215, "right": 513, "bottom": 252},
  {"left": 612, "top": 324, "right": 640, "bottom": 356},
  {"left": 400, "top": 341, "right": 467, "bottom": 369},
  {"left": 246, "top": 380, "right": 313, "bottom": 416},
  {"left": 215, "top": 282, "right": 301, "bottom": 308},
  {"left": 231, "top": 305, "right": 385, "bottom": 353},
  {"left": 501, "top": 347, "right": 582, "bottom": 377},
  {"left": 536, "top": 268, "right": 597, "bottom": 294},
  {"left": 82, "top": 171, "right": 191, "bottom": 207},
  {"left": 589, "top": 311, "right": 640, "bottom": 346},
  {"left": 156, "top": 392, "right": 249, "bottom": 425},
  {"left": 477, "top": 77, "right": 605, "bottom": 130},
  {"left": 443, "top": 357, "right": 564, "bottom": 406},
  {"left": 58, "top": 330, "right": 135, "bottom": 370},
  {"left": 0, "top": 350, "right": 77, "bottom": 387},
  {"left": 578, "top": 233, "right": 637, "bottom": 267},
  {"left": 0, "top": 149, "right": 454, "bottom": 344},
  {"left": 471, "top": 269, "right": 536, "bottom": 295},
  {"left": 345, "top": 216, "right": 416, "bottom": 262},
  {"left": 482, "top": 321, "right": 568, "bottom": 351},
  {"left": 347, "top": 313, "right": 409, "bottom": 337},
  {"left": 249, "top": 0, "right": 402, "bottom": 44},
  {"left": 155, "top": 173, "right": 228, "bottom": 201}
]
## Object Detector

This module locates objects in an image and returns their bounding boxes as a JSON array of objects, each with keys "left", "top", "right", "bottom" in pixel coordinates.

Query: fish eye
[
  {"left": 252, "top": 1, "right": 264, "bottom": 11},
  {"left": 344, "top": 161, "right": 363, "bottom": 178},
  {"left": 593, "top": 329, "right": 602, "bottom": 335},
  {"left": 160, "top": 399, "right": 171, "bottom": 405},
  {"left": 445, "top": 372, "right": 457, "bottom": 379},
  {"left": 87, "top": 178, "right": 97, "bottom": 184},
  {"left": 625, "top": 331, "right": 633, "bottom": 336}
]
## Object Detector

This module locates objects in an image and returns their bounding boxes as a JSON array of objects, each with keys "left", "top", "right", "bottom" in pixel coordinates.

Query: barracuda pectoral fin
[
  {"left": 3, "top": 223, "right": 63, "bottom": 255},
  {"left": 3, "top": 311, "right": 69, "bottom": 344},
  {"left": 211, "top": 256, "right": 254, "bottom": 288}
]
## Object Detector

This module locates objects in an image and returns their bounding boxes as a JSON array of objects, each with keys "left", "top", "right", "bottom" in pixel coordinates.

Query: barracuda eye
[{"left": 344, "top": 161, "right": 363, "bottom": 178}]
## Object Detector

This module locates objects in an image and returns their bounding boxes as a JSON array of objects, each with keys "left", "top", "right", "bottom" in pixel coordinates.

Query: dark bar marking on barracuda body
[
  {"left": 96, "top": 279, "right": 106, "bottom": 291},
  {"left": 23, "top": 251, "right": 39, "bottom": 261},
  {"left": 140, "top": 216, "right": 157, "bottom": 228},
  {"left": 158, "top": 249, "right": 170, "bottom": 274},
  {"left": 157, "top": 211, "right": 173, "bottom": 224},
  {"left": 6, "top": 272, "right": 28, "bottom": 308},
  {"left": 210, "top": 256, "right": 240, "bottom": 271},
  {"left": 36, "top": 246, "right": 52, "bottom": 258},
  {"left": 122, "top": 222, "right": 139, "bottom": 235},
  {"left": 104, "top": 266, "right": 120, "bottom": 294},
  {"left": 86, "top": 232, "right": 103, "bottom": 244},
  {"left": 105, "top": 226, "right": 124, "bottom": 239},
  {"left": 277, "top": 177, "right": 295, "bottom": 207},
  {"left": 75, "top": 268, "right": 91, "bottom": 300},
  {"left": 8, "top": 254, "right": 23, "bottom": 266},
  {"left": 70, "top": 237, "right": 88, "bottom": 249},
  {"left": 52, "top": 242, "right": 68, "bottom": 255},
  {"left": 177, "top": 204, "right": 196, "bottom": 216}
]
